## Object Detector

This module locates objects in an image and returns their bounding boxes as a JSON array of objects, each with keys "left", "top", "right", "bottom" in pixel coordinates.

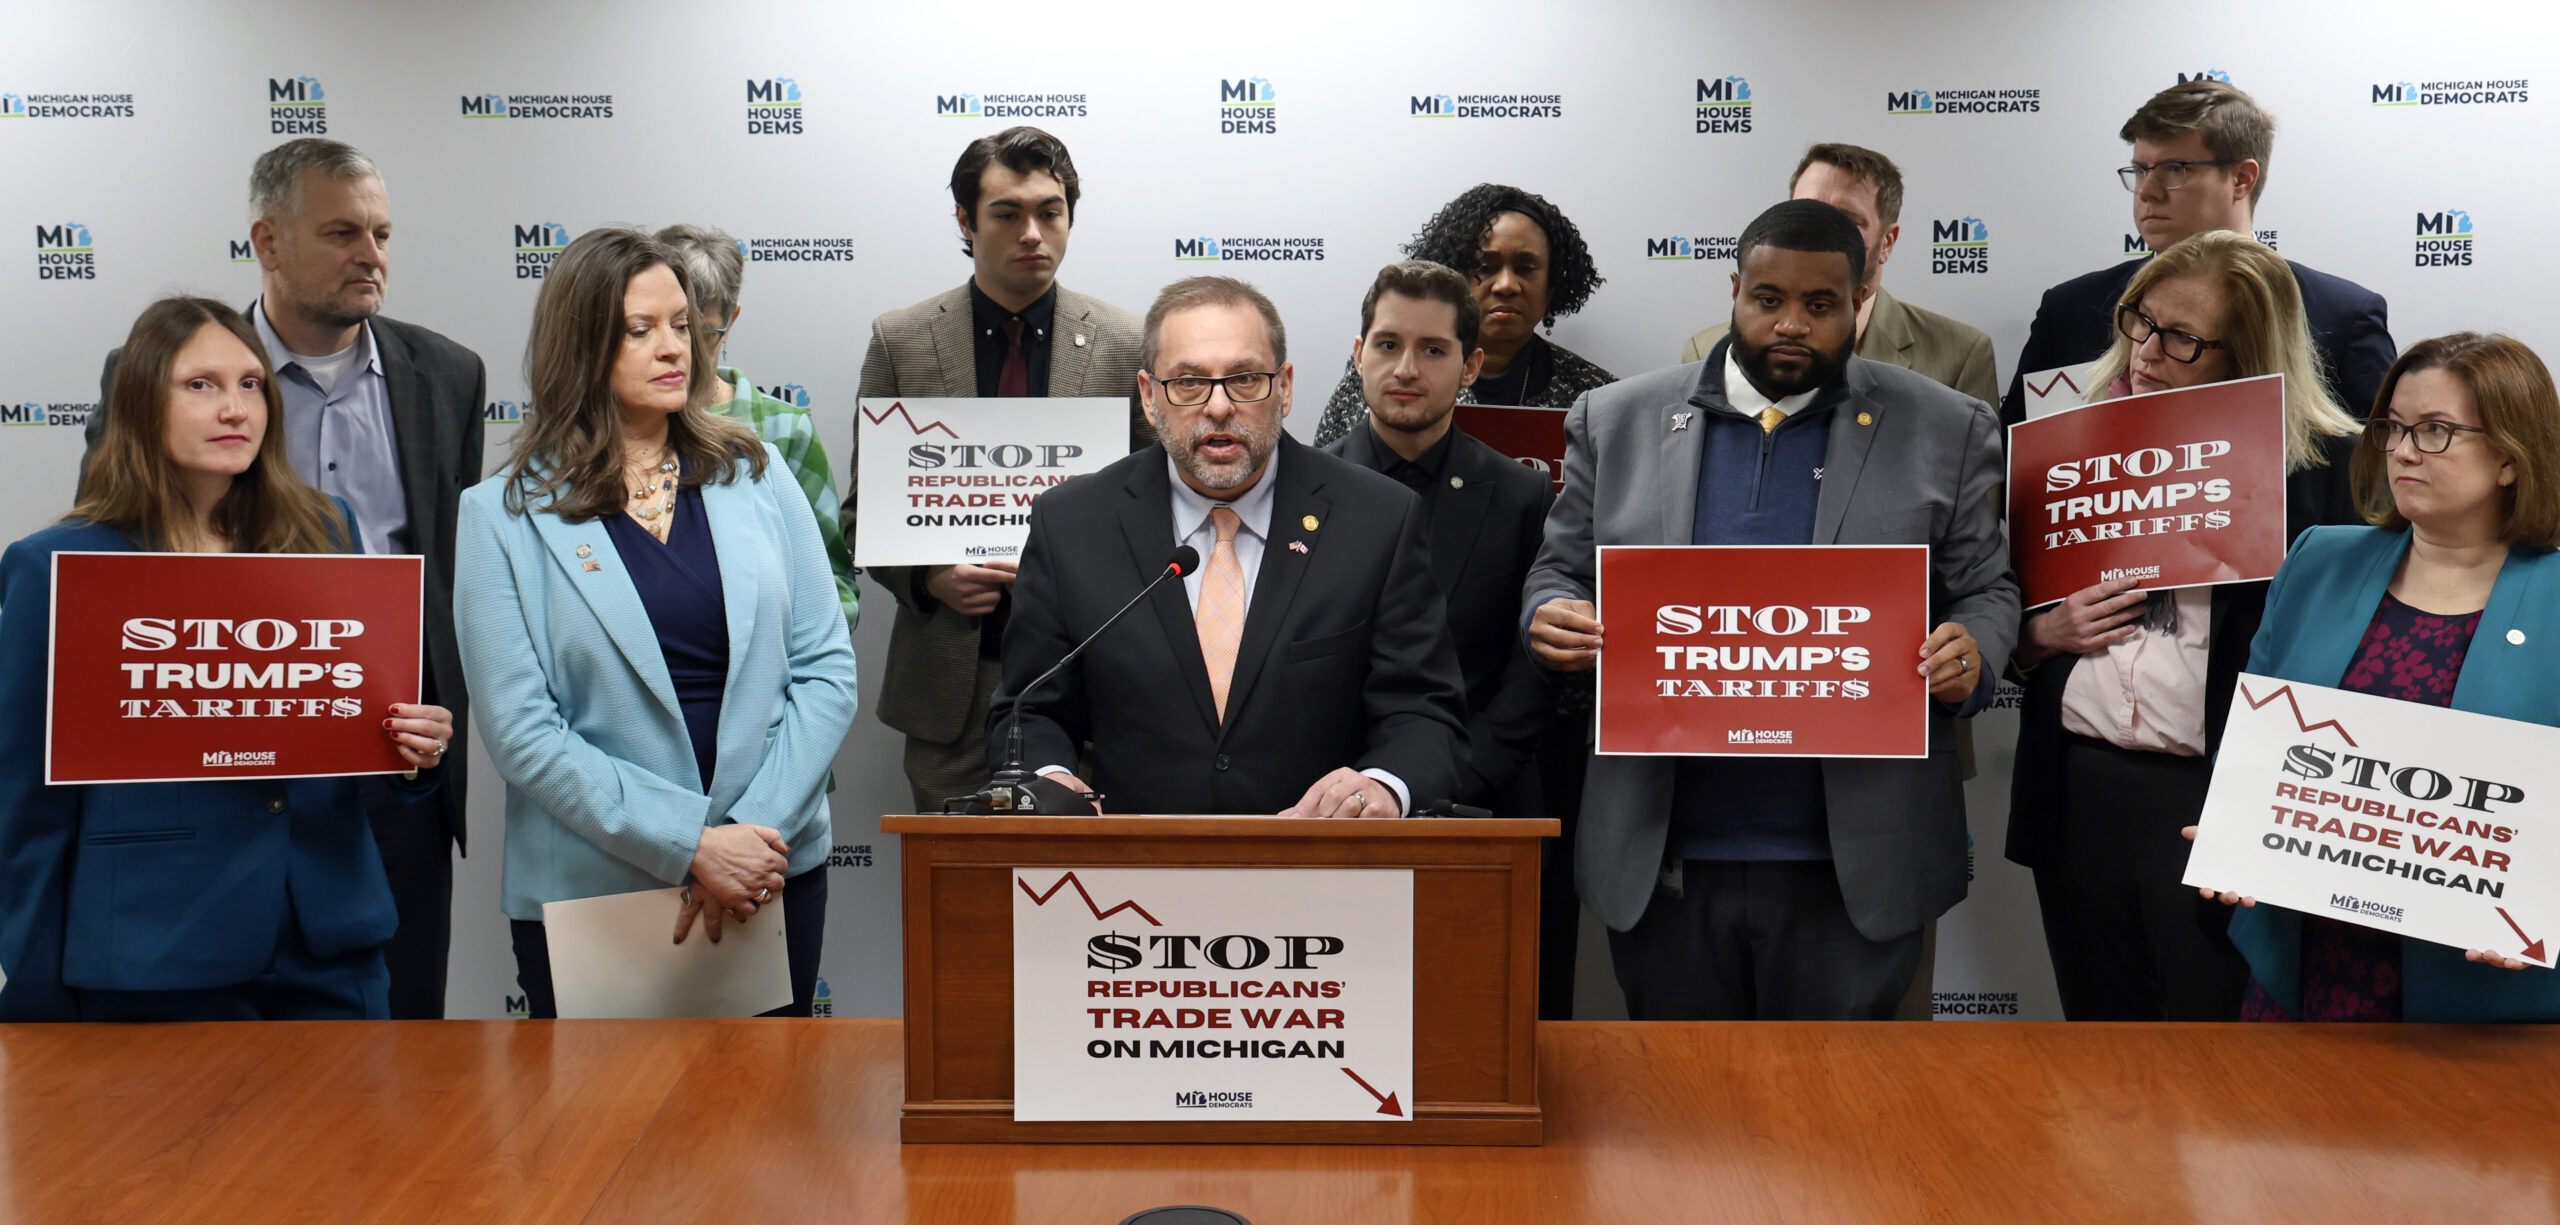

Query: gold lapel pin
[
  {"left": 575, "top": 543, "right": 594, "bottom": 558},
  {"left": 1302, "top": 515, "right": 1319, "bottom": 531},
  {"left": 1857, "top": 412, "right": 1873, "bottom": 426}
]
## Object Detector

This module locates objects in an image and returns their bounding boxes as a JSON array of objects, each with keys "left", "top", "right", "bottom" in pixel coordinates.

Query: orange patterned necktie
[{"left": 1196, "top": 506, "right": 1246, "bottom": 719}]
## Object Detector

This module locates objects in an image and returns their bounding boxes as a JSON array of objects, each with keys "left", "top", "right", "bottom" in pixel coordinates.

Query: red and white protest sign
[
  {"left": 1596, "top": 545, "right": 1931, "bottom": 758},
  {"left": 2006, "top": 372, "right": 2288, "bottom": 609},
  {"left": 47, "top": 553, "right": 423, "bottom": 784},
  {"left": 1453, "top": 403, "right": 1565, "bottom": 492}
]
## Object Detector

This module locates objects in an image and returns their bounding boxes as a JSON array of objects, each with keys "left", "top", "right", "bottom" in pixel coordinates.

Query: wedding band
[
  {"left": 1351, "top": 792, "right": 1369, "bottom": 809},
  {"left": 1960, "top": 657, "right": 1972, "bottom": 671},
  {"left": 430, "top": 739, "right": 448, "bottom": 756},
  {"left": 756, "top": 887, "right": 772, "bottom": 903}
]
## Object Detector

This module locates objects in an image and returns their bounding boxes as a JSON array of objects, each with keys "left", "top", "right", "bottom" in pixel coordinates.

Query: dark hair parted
[
  {"left": 1792, "top": 142, "right": 1906, "bottom": 229},
  {"left": 71, "top": 296, "right": 348, "bottom": 553},
  {"left": 2121, "top": 80, "right": 2275, "bottom": 206},
  {"left": 2352, "top": 332, "right": 2560, "bottom": 547},
  {"left": 1141, "top": 276, "right": 1287, "bottom": 373},
  {"left": 1735, "top": 198, "right": 1869, "bottom": 288},
  {"left": 503, "top": 228, "right": 764, "bottom": 521},
  {"left": 1358, "top": 260, "right": 1481, "bottom": 354},
  {"left": 1402, "top": 184, "right": 1603, "bottom": 323},
  {"left": 950, "top": 125, "right": 1081, "bottom": 257}
]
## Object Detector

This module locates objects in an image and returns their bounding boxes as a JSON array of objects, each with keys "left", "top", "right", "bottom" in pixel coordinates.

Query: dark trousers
[
  {"left": 363, "top": 776, "right": 453, "bottom": 1019},
  {"left": 509, "top": 864, "right": 828, "bottom": 1019},
  {"left": 2033, "top": 734, "right": 2249, "bottom": 1021},
  {"left": 1608, "top": 859, "right": 1923, "bottom": 1020},
  {"left": 73, "top": 906, "right": 389, "bottom": 1021},
  {"left": 1535, "top": 728, "right": 1586, "bottom": 1020}
]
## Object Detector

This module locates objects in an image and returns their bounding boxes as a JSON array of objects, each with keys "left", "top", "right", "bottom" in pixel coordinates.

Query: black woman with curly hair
[{"left": 1311, "top": 184, "right": 1613, "bottom": 445}]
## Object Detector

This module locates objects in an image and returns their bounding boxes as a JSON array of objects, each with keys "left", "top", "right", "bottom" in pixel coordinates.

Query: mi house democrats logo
[
  {"left": 0, "top": 91, "right": 136, "bottom": 119},
  {"left": 4, "top": 399, "right": 93, "bottom": 427},
  {"left": 1645, "top": 235, "right": 1739, "bottom": 262},
  {"left": 1410, "top": 91, "right": 1563, "bottom": 119},
  {"left": 1694, "top": 75, "right": 1753, "bottom": 134},
  {"left": 231, "top": 237, "right": 257, "bottom": 263},
  {"left": 462, "top": 92, "right": 614, "bottom": 119},
  {"left": 35, "top": 223, "right": 95, "bottom": 280},
  {"left": 2373, "top": 78, "right": 2529, "bottom": 107},
  {"left": 1929, "top": 217, "right": 1990, "bottom": 274},
  {"left": 2125, "top": 229, "right": 2278, "bottom": 258},
  {"left": 1218, "top": 77, "right": 1278, "bottom": 135},
  {"left": 1174, "top": 236, "right": 1325, "bottom": 263},
  {"left": 746, "top": 77, "right": 801, "bottom": 134},
  {"left": 2415, "top": 209, "right": 2475, "bottom": 267},
  {"left": 513, "top": 222, "right": 570, "bottom": 279},
  {"left": 2177, "top": 69, "right": 2234, "bottom": 84},
  {"left": 745, "top": 237, "right": 853, "bottom": 264},
  {"left": 760, "top": 383, "right": 812, "bottom": 408},
  {"left": 1887, "top": 87, "right": 2042, "bottom": 115},
  {"left": 935, "top": 92, "right": 1090, "bottom": 118},
  {"left": 484, "top": 399, "right": 523, "bottom": 425},
  {"left": 268, "top": 76, "right": 327, "bottom": 134}
]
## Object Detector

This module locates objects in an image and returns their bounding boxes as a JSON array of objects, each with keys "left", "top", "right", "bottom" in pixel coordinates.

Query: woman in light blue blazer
[
  {"left": 2198, "top": 332, "right": 2559, "bottom": 1022},
  {"left": 455, "top": 229, "right": 856, "bottom": 1018},
  {"left": 0, "top": 297, "right": 453, "bottom": 1021}
]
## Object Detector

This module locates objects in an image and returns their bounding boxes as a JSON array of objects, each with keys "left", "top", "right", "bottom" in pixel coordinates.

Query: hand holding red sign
[
  {"left": 1451, "top": 403, "right": 1567, "bottom": 492},
  {"left": 1595, "top": 545, "right": 1932, "bottom": 757},
  {"left": 2006, "top": 373, "right": 2288, "bottom": 609}
]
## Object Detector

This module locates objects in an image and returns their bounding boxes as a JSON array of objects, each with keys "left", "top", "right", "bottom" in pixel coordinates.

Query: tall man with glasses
[
  {"left": 990, "top": 276, "right": 1468, "bottom": 818},
  {"left": 845, "top": 126, "right": 1148, "bottom": 813},
  {"left": 2000, "top": 80, "right": 2396, "bottom": 429}
]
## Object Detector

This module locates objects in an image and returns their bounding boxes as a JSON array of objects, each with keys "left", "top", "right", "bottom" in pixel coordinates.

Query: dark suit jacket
[
  {"left": 1323, "top": 423, "right": 1555, "bottom": 814},
  {"left": 2004, "top": 433, "right": 2360, "bottom": 870},
  {"left": 990, "top": 436, "right": 1470, "bottom": 815},
  {"left": 85, "top": 311, "right": 487, "bottom": 852},
  {"left": 0, "top": 521, "right": 409, "bottom": 1020},
  {"left": 1999, "top": 255, "right": 2397, "bottom": 429}
]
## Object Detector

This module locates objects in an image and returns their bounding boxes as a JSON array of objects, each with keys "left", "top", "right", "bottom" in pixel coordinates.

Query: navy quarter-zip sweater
[{"left": 1671, "top": 341, "right": 1844, "bottom": 861}]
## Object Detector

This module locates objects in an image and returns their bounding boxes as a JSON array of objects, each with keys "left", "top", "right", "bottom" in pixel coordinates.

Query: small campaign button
[
  {"left": 1857, "top": 412, "right": 1874, "bottom": 426},
  {"left": 575, "top": 543, "right": 593, "bottom": 558},
  {"left": 1302, "top": 515, "right": 1318, "bottom": 531},
  {"left": 2509, "top": 628, "right": 2527, "bottom": 645},
  {"left": 1449, "top": 476, "right": 1465, "bottom": 490}
]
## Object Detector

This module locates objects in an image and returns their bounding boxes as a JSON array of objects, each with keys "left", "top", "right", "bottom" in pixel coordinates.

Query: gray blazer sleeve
[
  {"left": 1936, "top": 399, "right": 2020, "bottom": 717},
  {"left": 1520, "top": 389, "right": 1601, "bottom": 648}
]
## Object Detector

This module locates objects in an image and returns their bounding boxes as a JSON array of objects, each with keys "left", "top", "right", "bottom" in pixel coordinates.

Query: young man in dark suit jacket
[
  {"left": 79, "top": 140, "right": 484, "bottom": 1019},
  {"left": 2001, "top": 80, "right": 2396, "bottom": 428},
  {"left": 992, "top": 276, "right": 1469, "bottom": 817},
  {"left": 843, "top": 127, "right": 1147, "bottom": 813}
]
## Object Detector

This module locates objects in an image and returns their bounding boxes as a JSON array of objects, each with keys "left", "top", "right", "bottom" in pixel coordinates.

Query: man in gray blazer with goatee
[
  {"left": 1523, "top": 200, "right": 2017, "bottom": 1021},
  {"left": 845, "top": 127, "right": 1147, "bottom": 811}
]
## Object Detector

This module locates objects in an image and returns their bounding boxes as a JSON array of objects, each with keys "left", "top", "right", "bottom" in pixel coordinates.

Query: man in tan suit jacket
[
  {"left": 1678, "top": 143, "right": 1997, "bottom": 407},
  {"left": 844, "top": 127, "right": 1146, "bottom": 811}
]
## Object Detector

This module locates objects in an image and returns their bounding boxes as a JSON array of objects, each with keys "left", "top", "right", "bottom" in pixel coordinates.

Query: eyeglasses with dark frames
[
  {"left": 1148, "top": 370, "right": 1279, "bottom": 407},
  {"left": 2364, "top": 417, "right": 2490, "bottom": 455},
  {"left": 2116, "top": 304, "right": 2227, "bottom": 364},
  {"left": 2117, "top": 159, "right": 2238, "bottom": 192}
]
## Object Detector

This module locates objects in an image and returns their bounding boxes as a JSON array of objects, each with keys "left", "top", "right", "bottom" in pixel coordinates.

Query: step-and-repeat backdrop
[{"left": 3, "top": 0, "right": 2550, "bottom": 1018}]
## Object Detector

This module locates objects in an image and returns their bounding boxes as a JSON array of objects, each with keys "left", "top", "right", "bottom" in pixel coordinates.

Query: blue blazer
[
  {"left": 0, "top": 516, "right": 414, "bottom": 1021},
  {"left": 455, "top": 447, "right": 857, "bottom": 921},
  {"left": 2237, "top": 524, "right": 2560, "bottom": 1022}
]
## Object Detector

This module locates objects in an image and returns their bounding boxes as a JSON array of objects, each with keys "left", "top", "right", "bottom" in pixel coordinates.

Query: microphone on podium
[{"left": 954, "top": 545, "right": 1203, "bottom": 815}]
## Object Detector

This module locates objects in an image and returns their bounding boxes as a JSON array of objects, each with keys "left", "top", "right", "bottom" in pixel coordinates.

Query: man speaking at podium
[{"left": 990, "top": 276, "right": 1469, "bottom": 817}]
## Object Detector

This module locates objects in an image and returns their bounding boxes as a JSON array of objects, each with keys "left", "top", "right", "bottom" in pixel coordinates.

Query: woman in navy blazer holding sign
[
  {"left": 0, "top": 297, "right": 452, "bottom": 1021},
  {"left": 2202, "top": 332, "right": 2560, "bottom": 1022},
  {"left": 455, "top": 229, "right": 856, "bottom": 1018}
]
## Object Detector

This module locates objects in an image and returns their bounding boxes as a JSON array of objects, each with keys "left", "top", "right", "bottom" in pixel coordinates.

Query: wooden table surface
[{"left": 5, "top": 1018, "right": 2553, "bottom": 1224}]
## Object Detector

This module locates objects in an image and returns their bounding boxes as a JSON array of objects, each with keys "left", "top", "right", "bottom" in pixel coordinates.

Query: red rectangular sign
[
  {"left": 1453, "top": 403, "right": 1565, "bottom": 492},
  {"left": 1597, "top": 545, "right": 1931, "bottom": 758},
  {"left": 47, "top": 553, "right": 425, "bottom": 784},
  {"left": 2005, "top": 373, "right": 2289, "bottom": 609}
]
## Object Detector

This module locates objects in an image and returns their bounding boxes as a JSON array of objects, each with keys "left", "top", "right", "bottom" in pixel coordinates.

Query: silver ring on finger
[
  {"left": 1960, "top": 656, "right": 1972, "bottom": 671},
  {"left": 431, "top": 739, "right": 448, "bottom": 756},
  {"left": 756, "top": 886, "right": 771, "bottom": 903},
  {"left": 1350, "top": 791, "right": 1369, "bottom": 811}
]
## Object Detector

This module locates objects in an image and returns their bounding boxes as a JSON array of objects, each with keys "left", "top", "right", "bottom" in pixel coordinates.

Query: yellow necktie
[
  {"left": 1196, "top": 507, "right": 1246, "bottom": 720},
  {"left": 1759, "top": 407, "right": 1785, "bottom": 435}
]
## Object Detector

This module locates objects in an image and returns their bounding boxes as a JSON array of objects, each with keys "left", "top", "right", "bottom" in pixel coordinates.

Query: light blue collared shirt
[{"left": 253, "top": 303, "right": 409, "bottom": 557}]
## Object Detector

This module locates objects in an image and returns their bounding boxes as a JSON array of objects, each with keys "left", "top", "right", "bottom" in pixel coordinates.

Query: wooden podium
[{"left": 882, "top": 814, "right": 1556, "bottom": 1145}]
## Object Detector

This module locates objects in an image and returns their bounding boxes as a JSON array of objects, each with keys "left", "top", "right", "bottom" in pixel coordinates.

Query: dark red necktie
[{"left": 999, "top": 318, "right": 1029, "bottom": 397}]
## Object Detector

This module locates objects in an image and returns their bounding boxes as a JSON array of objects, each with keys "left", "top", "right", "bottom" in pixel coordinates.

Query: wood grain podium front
[{"left": 880, "top": 814, "right": 1556, "bottom": 1145}]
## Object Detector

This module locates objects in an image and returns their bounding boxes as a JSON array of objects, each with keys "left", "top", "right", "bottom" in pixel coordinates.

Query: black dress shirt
[
  {"left": 969, "top": 281, "right": 1057, "bottom": 399},
  {"left": 1356, "top": 420, "right": 1457, "bottom": 516}
]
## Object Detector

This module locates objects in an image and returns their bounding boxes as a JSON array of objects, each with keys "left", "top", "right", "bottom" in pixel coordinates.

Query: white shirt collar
[{"left": 1722, "top": 345, "right": 1819, "bottom": 419}]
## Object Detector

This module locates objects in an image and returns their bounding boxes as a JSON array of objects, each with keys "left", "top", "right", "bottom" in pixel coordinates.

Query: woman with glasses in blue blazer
[
  {"left": 2194, "top": 332, "right": 2560, "bottom": 1023},
  {"left": 455, "top": 228, "right": 856, "bottom": 1018}
]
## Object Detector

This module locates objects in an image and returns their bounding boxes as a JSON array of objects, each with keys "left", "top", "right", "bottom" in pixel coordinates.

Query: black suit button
[
  {"left": 1214, "top": 755, "right": 1231, "bottom": 771},
  {"left": 266, "top": 797, "right": 286, "bottom": 813}
]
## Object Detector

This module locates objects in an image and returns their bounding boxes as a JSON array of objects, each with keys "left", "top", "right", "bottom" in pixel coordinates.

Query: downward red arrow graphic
[
  {"left": 2497, "top": 907, "right": 2547, "bottom": 964},
  {"left": 1339, "top": 1067, "right": 1404, "bottom": 1117}
]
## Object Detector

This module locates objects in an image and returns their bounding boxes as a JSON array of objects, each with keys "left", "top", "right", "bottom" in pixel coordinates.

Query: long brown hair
[
  {"left": 68, "top": 296, "right": 347, "bottom": 553},
  {"left": 2351, "top": 332, "right": 2560, "bottom": 548},
  {"left": 503, "top": 227, "right": 763, "bottom": 520}
]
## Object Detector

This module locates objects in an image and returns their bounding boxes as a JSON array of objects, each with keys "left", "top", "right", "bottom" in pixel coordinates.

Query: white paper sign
[
  {"left": 1012, "top": 867, "right": 1414, "bottom": 1122},
  {"left": 2022, "top": 362, "right": 2099, "bottom": 419},
  {"left": 2185, "top": 674, "right": 2553, "bottom": 965},
  {"left": 855, "top": 397, "right": 1130, "bottom": 567},
  {"left": 540, "top": 887, "right": 793, "bottom": 1018}
]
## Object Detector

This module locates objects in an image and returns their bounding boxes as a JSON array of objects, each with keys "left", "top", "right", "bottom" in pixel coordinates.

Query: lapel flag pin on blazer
[
  {"left": 1288, "top": 541, "right": 1308, "bottom": 555},
  {"left": 1302, "top": 515, "right": 1319, "bottom": 531},
  {"left": 1857, "top": 412, "right": 1873, "bottom": 426}
]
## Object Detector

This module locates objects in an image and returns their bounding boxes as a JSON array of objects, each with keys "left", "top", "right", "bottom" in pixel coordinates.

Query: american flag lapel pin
[{"left": 1288, "top": 540, "right": 1308, "bottom": 555}]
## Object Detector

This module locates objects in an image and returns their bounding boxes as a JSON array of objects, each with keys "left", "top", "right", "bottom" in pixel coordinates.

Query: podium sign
[{"left": 1012, "top": 867, "right": 1413, "bottom": 1122}]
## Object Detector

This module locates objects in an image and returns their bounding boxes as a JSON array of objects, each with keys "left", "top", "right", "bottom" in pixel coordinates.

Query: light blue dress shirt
[{"left": 253, "top": 303, "right": 410, "bottom": 558}]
